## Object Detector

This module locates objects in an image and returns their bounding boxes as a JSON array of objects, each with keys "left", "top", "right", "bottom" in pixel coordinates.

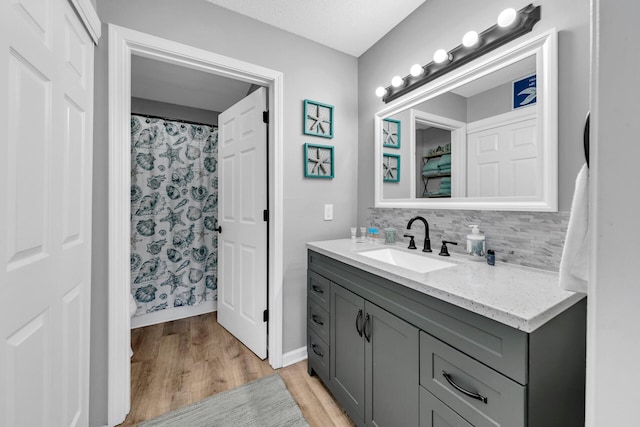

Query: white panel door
[
  {"left": 0, "top": 0, "right": 94, "bottom": 425},
  {"left": 467, "top": 117, "right": 538, "bottom": 197},
  {"left": 218, "top": 87, "right": 268, "bottom": 359}
]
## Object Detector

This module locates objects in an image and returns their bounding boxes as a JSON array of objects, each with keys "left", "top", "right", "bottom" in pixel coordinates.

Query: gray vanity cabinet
[
  {"left": 307, "top": 249, "right": 586, "bottom": 427},
  {"left": 330, "top": 282, "right": 419, "bottom": 427}
]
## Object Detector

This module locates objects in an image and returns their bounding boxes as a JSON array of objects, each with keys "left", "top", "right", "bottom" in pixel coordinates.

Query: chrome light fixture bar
[{"left": 381, "top": 4, "right": 541, "bottom": 103}]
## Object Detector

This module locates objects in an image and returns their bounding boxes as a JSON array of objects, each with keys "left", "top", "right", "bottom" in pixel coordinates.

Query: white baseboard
[
  {"left": 131, "top": 301, "right": 217, "bottom": 329},
  {"left": 282, "top": 346, "right": 307, "bottom": 367}
]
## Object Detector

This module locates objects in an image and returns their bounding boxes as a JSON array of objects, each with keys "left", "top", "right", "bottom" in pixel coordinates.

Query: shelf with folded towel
[{"left": 422, "top": 154, "right": 452, "bottom": 198}]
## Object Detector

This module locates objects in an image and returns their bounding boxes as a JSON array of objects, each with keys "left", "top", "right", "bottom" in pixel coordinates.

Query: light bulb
[
  {"left": 375, "top": 86, "right": 387, "bottom": 97},
  {"left": 462, "top": 30, "right": 479, "bottom": 47},
  {"left": 391, "top": 76, "right": 404, "bottom": 87},
  {"left": 433, "top": 49, "right": 450, "bottom": 64},
  {"left": 497, "top": 8, "right": 517, "bottom": 27},
  {"left": 410, "top": 64, "right": 424, "bottom": 77}
]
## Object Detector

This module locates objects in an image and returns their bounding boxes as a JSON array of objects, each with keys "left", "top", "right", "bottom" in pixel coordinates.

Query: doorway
[{"left": 107, "top": 24, "right": 284, "bottom": 425}]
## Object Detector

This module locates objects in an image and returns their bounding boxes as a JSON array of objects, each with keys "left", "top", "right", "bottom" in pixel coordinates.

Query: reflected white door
[
  {"left": 467, "top": 115, "right": 538, "bottom": 197},
  {"left": 218, "top": 87, "right": 268, "bottom": 359},
  {"left": 0, "top": 0, "right": 94, "bottom": 425}
]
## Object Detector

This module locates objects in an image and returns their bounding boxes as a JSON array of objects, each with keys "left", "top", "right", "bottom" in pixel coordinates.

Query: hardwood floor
[{"left": 118, "top": 312, "right": 354, "bottom": 426}]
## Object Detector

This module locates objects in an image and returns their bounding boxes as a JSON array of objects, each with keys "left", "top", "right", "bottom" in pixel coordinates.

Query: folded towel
[
  {"left": 422, "top": 161, "right": 440, "bottom": 172},
  {"left": 439, "top": 186, "right": 451, "bottom": 192},
  {"left": 422, "top": 170, "right": 442, "bottom": 177},
  {"left": 440, "top": 177, "right": 451, "bottom": 184},
  {"left": 438, "top": 154, "right": 451, "bottom": 168},
  {"left": 437, "top": 167, "right": 451, "bottom": 174},
  {"left": 559, "top": 163, "right": 589, "bottom": 293}
]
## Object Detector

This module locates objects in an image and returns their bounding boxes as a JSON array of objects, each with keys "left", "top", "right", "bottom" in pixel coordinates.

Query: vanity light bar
[{"left": 380, "top": 4, "right": 541, "bottom": 103}]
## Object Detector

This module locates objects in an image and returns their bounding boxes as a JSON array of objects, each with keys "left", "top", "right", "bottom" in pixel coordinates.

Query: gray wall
[
  {"left": 466, "top": 81, "right": 513, "bottom": 122},
  {"left": 358, "top": 0, "right": 590, "bottom": 225},
  {"left": 130, "top": 97, "right": 219, "bottom": 126},
  {"left": 91, "top": 1, "right": 358, "bottom": 424}
]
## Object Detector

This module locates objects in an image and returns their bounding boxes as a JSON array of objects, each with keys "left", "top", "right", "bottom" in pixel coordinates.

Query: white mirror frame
[{"left": 374, "top": 29, "right": 558, "bottom": 211}]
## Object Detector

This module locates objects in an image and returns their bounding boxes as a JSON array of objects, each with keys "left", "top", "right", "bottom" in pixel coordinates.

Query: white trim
[
  {"left": 374, "top": 29, "right": 558, "bottom": 212},
  {"left": 131, "top": 302, "right": 217, "bottom": 329},
  {"left": 108, "top": 24, "right": 285, "bottom": 426},
  {"left": 282, "top": 346, "right": 308, "bottom": 367},
  {"left": 67, "top": 0, "right": 101, "bottom": 44},
  {"left": 466, "top": 107, "right": 536, "bottom": 133},
  {"left": 410, "top": 110, "right": 466, "bottom": 198}
]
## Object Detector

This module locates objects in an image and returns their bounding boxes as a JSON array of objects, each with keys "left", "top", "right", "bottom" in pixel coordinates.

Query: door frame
[{"left": 107, "top": 24, "right": 284, "bottom": 425}]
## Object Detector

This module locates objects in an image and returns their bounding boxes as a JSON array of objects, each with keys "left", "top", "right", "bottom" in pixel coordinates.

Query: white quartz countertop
[{"left": 307, "top": 239, "right": 585, "bottom": 333}]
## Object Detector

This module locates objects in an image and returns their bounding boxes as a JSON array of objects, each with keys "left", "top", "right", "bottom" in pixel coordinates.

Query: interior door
[
  {"left": 218, "top": 87, "right": 268, "bottom": 359},
  {"left": 0, "top": 0, "right": 94, "bottom": 425},
  {"left": 467, "top": 116, "right": 538, "bottom": 197}
]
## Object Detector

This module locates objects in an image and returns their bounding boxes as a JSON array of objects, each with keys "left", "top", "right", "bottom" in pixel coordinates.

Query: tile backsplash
[{"left": 367, "top": 208, "right": 570, "bottom": 271}]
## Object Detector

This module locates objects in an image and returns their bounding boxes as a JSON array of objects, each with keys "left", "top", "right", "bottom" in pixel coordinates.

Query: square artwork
[
  {"left": 383, "top": 153, "right": 400, "bottom": 182},
  {"left": 304, "top": 99, "right": 334, "bottom": 138},
  {"left": 304, "top": 143, "right": 334, "bottom": 179},
  {"left": 382, "top": 118, "right": 401, "bottom": 148}
]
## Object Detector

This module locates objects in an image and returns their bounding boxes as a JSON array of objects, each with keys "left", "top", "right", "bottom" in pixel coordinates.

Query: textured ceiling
[{"left": 204, "top": 0, "right": 426, "bottom": 57}]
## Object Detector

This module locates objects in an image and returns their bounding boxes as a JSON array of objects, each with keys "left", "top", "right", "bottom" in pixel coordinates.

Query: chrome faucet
[{"left": 406, "top": 216, "right": 432, "bottom": 252}]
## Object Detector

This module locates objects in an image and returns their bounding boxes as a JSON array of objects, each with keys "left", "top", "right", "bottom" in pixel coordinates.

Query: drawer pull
[
  {"left": 363, "top": 314, "right": 371, "bottom": 342},
  {"left": 355, "top": 309, "right": 363, "bottom": 337},
  {"left": 442, "top": 371, "right": 488, "bottom": 404},
  {"left": 311, "top": 285, "right": 324, "bottom": 294},
  {"left": 311, "top": 344, "right": 324, "bottom": 358},
  {"left": 311, "top": 314, "right": 324, "bottom": 325}
]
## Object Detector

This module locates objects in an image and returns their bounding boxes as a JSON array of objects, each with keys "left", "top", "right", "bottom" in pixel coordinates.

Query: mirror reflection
[{"left": 382, "top": 55, "right": 538, "bottom": 202}]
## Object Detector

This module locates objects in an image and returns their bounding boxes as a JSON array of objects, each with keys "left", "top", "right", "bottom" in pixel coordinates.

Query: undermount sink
[{"left": 359, "top": 248, "right": 455, "bottom": 274}]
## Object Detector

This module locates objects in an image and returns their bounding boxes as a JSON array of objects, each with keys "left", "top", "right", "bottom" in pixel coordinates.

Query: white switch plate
[{"left": 324, "top": 204, "right": 333, "bottom": 221}]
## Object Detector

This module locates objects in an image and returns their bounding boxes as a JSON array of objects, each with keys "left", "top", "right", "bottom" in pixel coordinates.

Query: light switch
[{"left": 324, "top": 204, "right": 333, "bottom": 221}]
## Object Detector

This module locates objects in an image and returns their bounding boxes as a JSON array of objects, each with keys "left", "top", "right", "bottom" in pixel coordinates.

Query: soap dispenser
[{"left": 466, "top": 225, "right": 486, "bottom": 260}]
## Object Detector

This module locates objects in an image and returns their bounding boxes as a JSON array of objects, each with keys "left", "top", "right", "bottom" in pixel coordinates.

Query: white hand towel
[{"left": 559, "top": 163, "right": 590, "bottom": 293}]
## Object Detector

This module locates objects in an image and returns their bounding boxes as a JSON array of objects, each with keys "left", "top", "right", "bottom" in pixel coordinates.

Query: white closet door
[
  {"left": 467, "top": 117, "right": 538, "bottom": 198},
  {"left": 217, "top": 87, "right": 268, "bottom": 359},
  {"left": 0, "top": 0, "right": 94, "bottom": 425}
]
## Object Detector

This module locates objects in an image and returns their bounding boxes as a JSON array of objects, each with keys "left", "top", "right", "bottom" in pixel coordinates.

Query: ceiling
[
  {"left": 204, "top": 0, "right": 427, "bottom": 57},
  {"left": 131, "top": 55, "right": 252, "bottom": 112}
]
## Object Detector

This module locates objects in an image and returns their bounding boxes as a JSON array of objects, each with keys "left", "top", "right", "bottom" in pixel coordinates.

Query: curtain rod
[{"left": 131, "top": 112, "right": 218, "bottom": 128}]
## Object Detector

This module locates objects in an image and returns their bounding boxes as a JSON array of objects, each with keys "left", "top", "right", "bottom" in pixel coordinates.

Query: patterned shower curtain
[{"left": 130, "top": 115, "right": 218, "bottom": 316}]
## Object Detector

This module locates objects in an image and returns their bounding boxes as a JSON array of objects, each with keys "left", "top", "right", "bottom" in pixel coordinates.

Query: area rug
[{"left": 139, "top": 374, "right": 309, "bottom": 427}]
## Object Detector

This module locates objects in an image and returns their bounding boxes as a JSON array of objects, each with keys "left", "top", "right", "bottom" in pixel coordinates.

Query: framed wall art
[
  {"left": 304, "top": 99, "right": 334, "bottom": 138},
  {"left": 382, "top": 118, "right": 401, "bottom": 148},
  {"left": 383, "top": 153, "right": 400, "bottom": 182},
  {"left": 304, "top": 143, "right": 334, "bottom": 179}
]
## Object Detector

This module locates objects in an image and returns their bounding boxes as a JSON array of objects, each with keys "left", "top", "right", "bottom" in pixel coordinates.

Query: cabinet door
[
  {"left": 331, "top": 283, "right": 366, "bottom": 423},
  {"left": 365, "top": 301, "right": 419, "bottom": 427}
]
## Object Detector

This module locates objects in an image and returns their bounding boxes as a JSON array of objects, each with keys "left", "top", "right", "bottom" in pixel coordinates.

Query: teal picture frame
[
  {"left": 303, "top": 99, "right": 334, "bottom": 138},
  {"left": 382, "top": 118, "right": 401, "bottom": 148},
  {"left": 383, "top": 153, "right": 400, "bottom": 182},
  {"left": 304, "top": 143, "right": 334, "bottom": 179}
]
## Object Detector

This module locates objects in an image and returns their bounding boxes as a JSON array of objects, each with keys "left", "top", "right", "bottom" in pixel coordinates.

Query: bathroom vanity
[{"left": 306, "top": 239, "right": 586, "bottom": 427}]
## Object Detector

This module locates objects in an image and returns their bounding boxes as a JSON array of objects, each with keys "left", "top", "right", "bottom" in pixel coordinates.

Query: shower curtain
[{"left": 130, "top": 114, "right": 218, "bottom": 316}]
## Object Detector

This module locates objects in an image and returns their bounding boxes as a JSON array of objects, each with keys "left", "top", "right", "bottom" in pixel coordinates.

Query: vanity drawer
[
  {"left": 308, "top": 269, "right": 330, "bottom": 311},
  {"left": 420, "top": 387, "right": 472, "bottom": 427},
  {"left": 307, "top": 299, "right": 330, "bottom": 342},
  {"left": 420, "top": 332, "right": 525, "bottom": 427},
  {"left": 307, "top": 330, "right": 329, "bottom": 383}
]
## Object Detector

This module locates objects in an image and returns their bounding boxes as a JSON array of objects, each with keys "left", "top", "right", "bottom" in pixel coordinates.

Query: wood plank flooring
[{"left": 118, "top": 312, "right": 354, "bottom": 426}]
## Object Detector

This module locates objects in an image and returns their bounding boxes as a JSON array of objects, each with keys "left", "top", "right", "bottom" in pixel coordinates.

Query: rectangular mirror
[{"left": 374, "top": 30, "right": 557, "bottom": 211}]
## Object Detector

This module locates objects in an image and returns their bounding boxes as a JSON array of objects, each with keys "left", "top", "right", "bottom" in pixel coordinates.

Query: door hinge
[
  {"left": 263, "top": 111, "right": 269, "bottom": 124},
  {"left": 263, "top": 309, "right": 269, "bottom": 322},
  {"left": 263, "top": 209, "right": 269, "bottom": 222}
]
